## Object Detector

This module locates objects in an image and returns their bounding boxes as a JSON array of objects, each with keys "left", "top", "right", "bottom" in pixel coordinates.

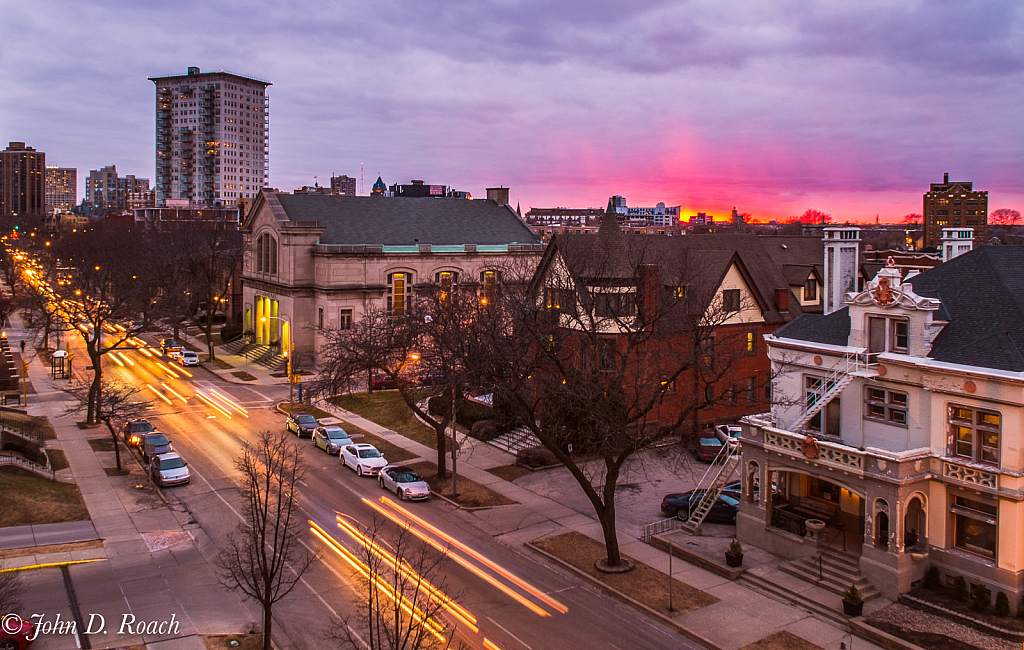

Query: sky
[{"left": 1, "top": 0, "right": 1022, "bottom": 223}]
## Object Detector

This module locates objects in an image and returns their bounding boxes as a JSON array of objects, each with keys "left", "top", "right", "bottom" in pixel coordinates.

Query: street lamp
[{"left": 260, "top": 314, "right": 294, "bottom": 407}]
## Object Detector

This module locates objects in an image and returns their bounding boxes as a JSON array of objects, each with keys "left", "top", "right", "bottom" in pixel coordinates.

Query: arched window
[
  {"left": 256, "top": 233, "right": 278, "bottom": 274},
  {"left": 435, "top": 271, "right": 458, "bottom": 305},
  {"left": 388, "top": 272, "right": 410, "bottom": 313},
  {"left": 480, "top": 269, "right": 500, "bottom": 304}
]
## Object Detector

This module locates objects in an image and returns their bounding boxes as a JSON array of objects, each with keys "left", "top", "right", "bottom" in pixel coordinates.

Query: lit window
[
  {"left": 803, "top": 278, "right": 817, "bottom": 301},
  {"left": 388, "top": 272, "right": 409, "bottom": 313},
  {"left": 952, "top": 495, "right": 997, "bottom": 558},
  {"left": 949, "top": 405, "right": 1000, "bottom": 465},
  {"left": 746, "top": 331, "right": 756, "bottom": 354}
]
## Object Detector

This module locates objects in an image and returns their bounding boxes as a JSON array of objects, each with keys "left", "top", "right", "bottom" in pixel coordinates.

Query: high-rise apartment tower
[
  {"left": 0, "top": 142, "right": 45, "bottom": 219},
  {"left": 149, "top": 67, "right": 271, "bottom": 207},
  {"left": 922, "top": 173, "right": 988, "bottom": 249},
  {"left": 45, "top": 166, "right": 77, "bottom": 213}
]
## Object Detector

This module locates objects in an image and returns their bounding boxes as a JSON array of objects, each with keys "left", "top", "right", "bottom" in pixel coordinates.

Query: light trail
[
  {"left": 483, "top": 640, "right": 504, "bottom": 650},
  {"left": 146, "top": 383, "right": 172, "bottom": 405},
  {"left": 309, "top": 522, "right": 447, "bottom": 643},
  {"left": 371, "top": 497, "right": 568, "bottom": 615},
  {"left": 154, "top": 361, "right": 180, "bottom": 378},
  {"left": 138, "top": 347, "right": 154, "bottom": 357},
  {"left": 161, "top": 382, "right": 188, "bottom": 404},
  {"left": 194, "top": 390, "right": 232, "bottom": 418},
  {"left": 110, "top": 354, "right": 124, "bottom": 367},
  {"left": 117, "top": 351, "right": 135, "bottom": 366},
  {"left": 169, "top": 362, "right": 193, "bottom": 377},
  {"left": 334, "top": 516, "right": 478, "bottom": 633},
  {"left": 363, "top": 499, "right": 553, "bottom": 617},
  {"left": 209, "top": 389, "right": 248, "bottom": 416}
]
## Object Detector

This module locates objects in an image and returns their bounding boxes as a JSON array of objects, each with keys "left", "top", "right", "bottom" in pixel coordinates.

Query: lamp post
[{"left": 260, "top": 315, "right": 294, "bottom": 408}]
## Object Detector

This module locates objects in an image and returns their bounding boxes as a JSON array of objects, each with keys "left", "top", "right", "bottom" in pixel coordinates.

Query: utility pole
[{"left": 450, "top": 383, "right": 458, "bottom": 499}]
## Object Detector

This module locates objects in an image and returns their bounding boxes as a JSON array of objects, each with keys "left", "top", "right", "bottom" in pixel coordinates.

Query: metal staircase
[
  {"left": 789, "top": 352, "right": 877, "bottom": 432},
  {"left": 680, "top": 442, "right": 741, "bottom": 534}
]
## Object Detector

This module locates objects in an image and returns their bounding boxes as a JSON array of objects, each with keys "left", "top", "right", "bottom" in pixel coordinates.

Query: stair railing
[{"left": 817, "top": 527, "right": 847, "bottom": 581}]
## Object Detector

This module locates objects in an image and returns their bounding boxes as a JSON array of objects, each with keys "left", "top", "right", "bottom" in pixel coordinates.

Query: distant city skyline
[{"left": 2, "top": 1, "right": 1023, "bottom": 223}]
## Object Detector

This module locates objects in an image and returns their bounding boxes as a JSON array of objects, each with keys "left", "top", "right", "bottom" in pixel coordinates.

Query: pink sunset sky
[{"left": 2, "top": 0, "right": 1022, "bottom": 223}]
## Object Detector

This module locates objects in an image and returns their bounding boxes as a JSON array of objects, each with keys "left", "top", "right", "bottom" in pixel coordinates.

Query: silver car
[
  {"left": 151, "top": 452, "right": 190, "bottom": 487},
  {"left": 312, "top": 425, "right": 351, "bottom": 454},
  {"left": 378, "top": 465, "right": 430, "bottom": 501}
]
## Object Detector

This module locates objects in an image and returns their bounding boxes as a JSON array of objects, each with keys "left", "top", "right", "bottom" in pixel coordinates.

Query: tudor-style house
[
  {"left": 240, "top": 191, "right": 543, "bottom": 366},
  {"left": 530, "top": 213, "right": 802, "bottom": 428},
  {"left": 738, "top": 227, "right": 1024, "bottom": 608}
]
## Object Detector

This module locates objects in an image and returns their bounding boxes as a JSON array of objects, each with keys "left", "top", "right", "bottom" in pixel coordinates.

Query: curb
[
  {"left": 650, "top": 534, "right": 745, "bottom": 581},
  {"left": 848, "top": 617, "right": 927, "bottom": 650},
  {"left": 524, "top": 541, "right": 724, "bottom": 650}
]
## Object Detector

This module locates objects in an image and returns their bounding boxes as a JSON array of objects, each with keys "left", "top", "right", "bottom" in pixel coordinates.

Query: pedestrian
[{"left": 19, "top": 340, "right": 25, "bottom": 354}]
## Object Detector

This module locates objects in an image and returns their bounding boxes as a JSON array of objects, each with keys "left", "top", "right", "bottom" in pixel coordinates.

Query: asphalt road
[{"left": 102, "top": 337, "right": 704, "bottom": 650}]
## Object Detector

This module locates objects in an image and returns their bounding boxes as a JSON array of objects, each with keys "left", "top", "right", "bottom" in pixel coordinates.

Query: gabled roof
[
  {"left": 907, "top": 246, "right": 1024, "bottom": 372},
  {"left": 773, "top": 307, "right": 851, "bottom": 346},
  {"left": 266, "top": 193, "right": 540, "bottom": 247}
]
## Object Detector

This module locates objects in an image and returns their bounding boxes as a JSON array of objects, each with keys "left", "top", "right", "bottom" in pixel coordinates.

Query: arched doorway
[
  {"left": 874, "top": 498, "right": 890, "bottom": 549},
  {"left": 904, "top": 495, "right": 926, "bottom": 550}
]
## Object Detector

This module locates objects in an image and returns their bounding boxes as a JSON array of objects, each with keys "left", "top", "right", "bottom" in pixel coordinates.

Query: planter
[
  {"left": 843, "top": 600, "right": 864, "bottom": 617},
  {"left": 805, "top": 518, "right": 826, "bottom": 539},
  {"left": 725, "top": 552, "right": 743, "bottom": 568}
]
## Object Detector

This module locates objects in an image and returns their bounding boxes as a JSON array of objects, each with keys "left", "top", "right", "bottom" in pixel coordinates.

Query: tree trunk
[
  {"left": 86, "top": 342, "right": 102, "bottom": 425},
  {"left": 262, "top": 602, "right": 273, "bottom": 650},
  {"left": 104, "top": 419, "right": 121, "bottom": 472},
  {"left": 599, "top": 464, "right": 623, "bottom": 567},
  {"left": 435, "top": 423, "right": 448, "bottom": 478}
]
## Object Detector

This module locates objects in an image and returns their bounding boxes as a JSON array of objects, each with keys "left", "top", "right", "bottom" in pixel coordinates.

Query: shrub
[
  {"left": 923, "top": 566, "right": 942, "bottom": 591},
  {"left": 456, "top": 400, "right": 492, "bottom": 428},
  {"left": 517, "top": 445, "right": 558, "bottom": 468},
  {"left": 951, "top": 576, "right": 969, "bottom": 602},
  {"left": 843, "top": 584, "right": 862, "bottom": 605},
  {"left": 220, "top": 323, "right": 244, "bottom": 342},
  {"left": 470, "top": 420, "right": 499, "bottom": 442},
  {"left": 727, "top": 539, "right": 743, "bottom": 556},
  {"left": 427, "top": 395, "right": 446, "bottom": 417},
  {"left": 994, "top": 591, "right": 1010, "bottom": 617},
  {"left": 971, "top": 585, "right": 991, "bottom": 613}
]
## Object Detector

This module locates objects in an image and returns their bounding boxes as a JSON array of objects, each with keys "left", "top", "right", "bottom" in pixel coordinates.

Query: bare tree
[
  {"left": 991, "top": 208, "right": 1021, "bottom": 226},
  {"left": 329, "top": 520, "right": 461, "bottom": 650},
  {"left": 63, "top": 378, "right": 151, "bottom": 472},
  {"left": 0, "top": 560, "right": 25, "bottom": 615},
  {"left": 216, "top": 430, "right": 317, "bottom": 650}
]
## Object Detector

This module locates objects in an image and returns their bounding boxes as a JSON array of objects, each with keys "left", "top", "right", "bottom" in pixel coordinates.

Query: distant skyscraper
[
  {"left": 149, "top": 66, "right": 271, "bottom": 207},
  {"left": 331, "top": 174, "right": 357, "bottom": 196},
  {"left": 0, "top": 142, "right": 45, "bottom": 219},
  {"left": 45, "top": 166, "right": 77, "bottom": 214},
  {"left": 922, "top": 173, "right": 988, "bottom": 249},
  {"left": 87, "top": 165, "right": 149, "bottom": 214}
]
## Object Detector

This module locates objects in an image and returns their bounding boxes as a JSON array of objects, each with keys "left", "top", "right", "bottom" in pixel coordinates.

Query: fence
[{"left": 642, "top": 516, "right": 684, "bottom": 543}]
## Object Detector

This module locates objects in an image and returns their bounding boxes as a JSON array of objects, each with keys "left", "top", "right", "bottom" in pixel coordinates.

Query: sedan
[
  {"left": 179, "top": 350, "right": 200, "bottom": 366},
  {"left": 0, "top": 617, "right": 35, "bottom": 649},
  {"left": 312, "top": 425, "right": 352, "bottom": 454},
  {"left": 692, "top": 436, "right": 724, "bottom": 463},
  {"left": 122, "top": 418, "right": 155, "bottom": 447},
  {"left": 341, "top": 443, "right": 388, "bottom": 476},
  {"left": 379, "top": 465, "right": 430, "bottom": 501},
  {"left": 151, "top": 452, "right": 190, "bottom": 487},
  {"left": 371, "top": 375, "right": 399, "bottom": 390},
  {"left": 286, "top": 412, "right": 319, "bottom": 438},
  {"left": 141, "top": 433, "right": 172, "bottom": 462},
  {"left": 661, "top": 490, "right": 739, "bottom": 524}
]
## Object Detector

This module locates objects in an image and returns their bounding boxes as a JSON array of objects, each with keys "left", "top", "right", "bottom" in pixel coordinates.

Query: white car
[
  {"left": 150, "top": 452, "right": 190, "bottom": 487},
  {"left": 341, "top": 443, "right": 388, "bottom": 476},
  {"left": 179, "top": 350, "right": 199, "bottom": 366},
  {"left": 312, "top": 425, "right": 352, "bottom": 454},
  {"left": 379, "top": 465, "right": 430, "bottom": 501}
]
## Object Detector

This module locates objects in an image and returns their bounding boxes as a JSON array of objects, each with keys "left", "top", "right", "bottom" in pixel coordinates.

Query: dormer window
[
  {"left": 803, "top": 279, "right": 817, "bottom": 301},
  {"left": 593, "top": 292, "right": 635, "bottom": 318},
  {"left": 868, "top": 316, "right": 909, "bottom": 360}
]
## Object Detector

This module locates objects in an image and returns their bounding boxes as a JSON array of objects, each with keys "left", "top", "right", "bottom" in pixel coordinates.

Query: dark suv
[
  {"left": 123, "top": 419, "right": 155, "bottom": 447},
  {"left": 286, "top": 412, "right": 319, "bottom": 438}
]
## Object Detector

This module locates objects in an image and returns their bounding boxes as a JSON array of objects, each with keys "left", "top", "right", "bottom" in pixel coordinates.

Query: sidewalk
[
  {"left": 313, "top": 397, "right": 888, "bottom": 650},
  {"left": 1, "top": 313, "right": 256, "bottom": 649}
]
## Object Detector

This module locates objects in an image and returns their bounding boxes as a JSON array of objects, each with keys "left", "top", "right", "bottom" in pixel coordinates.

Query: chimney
[
  {"left": 941, "top": 227, "right": 974, "bottom": 262},
  {"left": 774, "top": 289, "right": 789, "bottom": 313},
  {"left": 638, "top": 264, "right": 659, "bottom": 321},
  {"left": 486, "top": 187, "right": 510, "bottom": 205},
  {"left": 822, "top": 226, "right": 860, "bottom": 315},
  {"left": 943, "top": 172, "right": 949, "bottom": 184}
]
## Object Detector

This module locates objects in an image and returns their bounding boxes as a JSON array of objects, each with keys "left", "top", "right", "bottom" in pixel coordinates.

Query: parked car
[
  {"left": 286, "top": 412, "right": 319, "bottom": 438},
  {"left": 179, "top": 350, "right": 199, "bottom": 366},
  {"left": 142, "top": 433, "right": 172, "bottom": 462},
  {"left": 151, "top": 452, "right": 191, "bottom": 487},
  {"left": 660, "top": 490, "right": 739, "bottom": 524},
  {"left": 371, "top": 375, "right": 399, "bottom": 390},
  {"left": 0, "top": 616, "right": 36, "bottom": 649},
  {"left": 168, "top": 348, "right": 184, "bottom": 361},
  {"left": 692, "top": 436, "right": 724, "bottom": 462},
  {"left": 122, "top": 418, "right": 155, "bottom": 447},
  {"left": 714, "top": 424, "right": 742, "bottom": 448},
  {"left": 341, "top": 443, "right": 388, "bottom": 476},
  {"left": 312, "top": 425, "right": 352, "bottom": 454},
  {"left": 160, "top": 338, "right": 178, "bottom": 352},
  {"left": 379, "top": 465, "right": 430, "bottom": 501}
]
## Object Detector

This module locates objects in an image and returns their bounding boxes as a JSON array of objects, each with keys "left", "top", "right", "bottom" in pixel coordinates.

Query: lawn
[
  {"left": 0, "top": 412, "right": 56, "bottom": 440},
  {"left": 486, "top": 465, "right": 534, "bottom": 482},
  {"left": 340, "top": 423, "right": 417, "bottom": 464},
  {"left": 739, "top": 631, "right": 823, "bottom": 650},
  {"left": 0, "top": 467, "right": 90, "bottom": 527},
  {"left": 329, "top": 392, "right": 450, "bottom": 451},
  {"left": 407, "top": 461, "right": 516, "bottom": 508},
  {"left": 532, "top": 531, "right": 718, "bottom": 616}
]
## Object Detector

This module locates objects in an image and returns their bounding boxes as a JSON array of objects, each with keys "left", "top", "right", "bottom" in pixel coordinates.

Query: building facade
[
  {"left": 330, "top": 175, "right": 356, "bottom": 196},
  {"left": 45, "top": 166, "right": 76, "bottom": 214},
  {"left": 738, "top": 237, "right": 1024, "bottom": 609},
  {"left": 922, "top": 173, "right": 988, "bottom": 249},
  {"left": 240, "top": 191, "right": 544, "bottom": 366},
  {"left": 86, "top": 165, "right": 150, "bottom": 214},
  {"left": 149, "top": 67, "right": 271, "bottom": 207},
  {"left": 0, "top": 142, "right": 45, "bottom": 219}
]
